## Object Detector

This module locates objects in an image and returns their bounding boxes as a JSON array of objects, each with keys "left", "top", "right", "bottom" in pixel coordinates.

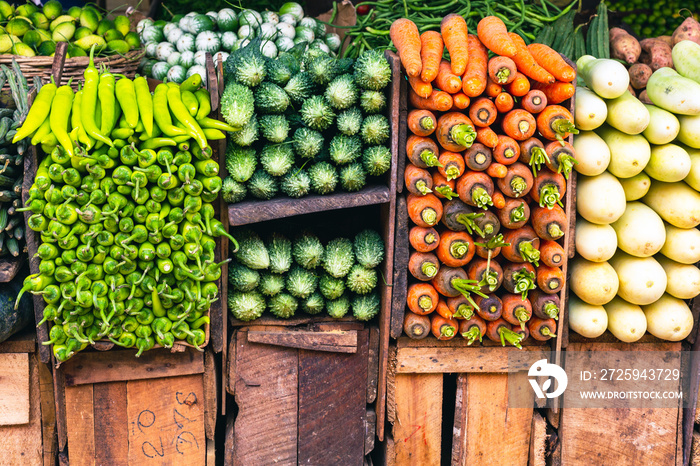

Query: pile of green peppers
[{"left": 15, "top": 46, "right": 238, "bottom": 362}]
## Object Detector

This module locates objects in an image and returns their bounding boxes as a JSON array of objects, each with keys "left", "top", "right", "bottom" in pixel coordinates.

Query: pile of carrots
[{"left": 393, "top": 15, "right": 577, "bottom": 347}]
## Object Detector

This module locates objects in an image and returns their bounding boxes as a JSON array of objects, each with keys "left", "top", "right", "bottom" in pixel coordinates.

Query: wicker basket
[{"left": 0, "top": 49, "right": 144, "bottom": 88}]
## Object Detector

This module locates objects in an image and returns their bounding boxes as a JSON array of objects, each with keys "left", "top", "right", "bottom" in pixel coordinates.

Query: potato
[
  {"left": 629, "top": 63, "right": 652, "bottom": 90},
  {"left": 640, "top": 38, "right": 673, "bottom": 71},
  {"left": 639, "top": 90, "right": 652, "bottom": 105},
  {"left": 673, "top": 16, "right": 700, "bottom": 46},
  {"left": 610, "top": 27, "right": 641, "bottom": 64}
]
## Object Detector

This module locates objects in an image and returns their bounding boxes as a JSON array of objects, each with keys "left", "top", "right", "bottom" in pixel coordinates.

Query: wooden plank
[
  {"left": 64, "top": 384, "right": 95, "bottom": 466},
  {"left": 223, "top": 415, "right": 234, "bottom": 466},
  {"left": 297, "top": 329, "right": 369, "bottom": 466},
  {"left": 529, "top": 412, "right": 548, "bottom": 466},
  {"left": 452, "top": 374, "right": 468, "bottom": 465},
  {"left": 247, "top": 328, "right": 358, "bottom": 353},
  {"left": 367, "top": 326, "right": 379, "bottom": 404},
  {"left": 227, "top": 331, "right": 236, "bottom": 396},
  {"left": 0, "top": 328, "right": 36, "bottom": 353},
  {"left": 61, "top": 348, "right": 204, "bottom": 387},
  {"left": 365, "top": 408, "right": 377, "bottom": 455},
  {"left": 232, "top": 329, "right": 298, "bottom": 465},
  {"left": 390, "top": 195, "right": 409, "bottom": 339},
  {"left": 126, "top": 375, "right": 206, "bottom": 465},
  {"left": 464, "top": 372, "right": 534, "bottom": 464},
  {"left": 203, "top": 350, "right": 218, "bottom": 441},
  {"left": 230, "top": 314, "right": 359, "bottom": 327},
  {"left": 53, "top": 361, "right": 67, "bottom": 451},
  {"left": 392, "top": 373, "right": 443, "bottom": 465},
  {"left": 38, "top": 358, "right": 56, "bottom": 466},
  {"left": 684, "top": 323, "right": 700, "bottom": 465},
  {"left": 395, "top": 345, "right": 548, "bottom": 373},
  {"left": 93, "top": 382, "right": 128, "bottom": 464},
  {"left": 0, "top": 353, "right": 29, "bottom": 425}
]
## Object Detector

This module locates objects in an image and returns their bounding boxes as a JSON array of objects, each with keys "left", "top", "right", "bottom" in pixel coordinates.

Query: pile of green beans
[{"left": 340, "top": 0, "right": 578, "bottom": 58}]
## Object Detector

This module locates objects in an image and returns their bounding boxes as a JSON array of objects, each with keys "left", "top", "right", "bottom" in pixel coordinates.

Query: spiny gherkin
[
  {"left": 319, "top": 272, "right": 345, "bottom": 300},
  {"left": 352, "top": 291, "right": 380, "bottom": 321},
  {"left": 301, "top": 292, "right": 325, "bottom": 315},
  {"left": 247, "top": 169, "right": 279, "bottom": 200},
  {"left": 266, "top": 232, "right": 292, "bottom": 274},
  {"left": 228, "top": 291, "right": 265, "bottom": 321},
  {"left": 346, "top": 264, "right": 378, "bottom": 294},
  {"left": 220, "top": 82, "right": 255, "bottom": 130},
  {"left": 255, "top": 82, "right": 290, "bottom": 114},
  {"left": 265, "top": 57, "right": 292, "bottom": 86},
  {"left": 225, "top": 143, "right": 257, "bottom": 183},
  {"left": 359, "top": 90, "right": 386, "bottom": 114},
  {"left": 283, "top": 71, "right": 314, "bottom": 104},
  {"left": 353, "top": 229, "right": 385, "bottom": 269},
  {"left": 362, "top": 146, "right": 391, "bottom": 176},
  {"left": 234, "top": 229, "right": 270, "bottom": 270},
  {"left": 230, "top": 114, "right": 259, "bottom": 147},
  {"left": 336, "top": 108, "right": 362, "bottom": 136},
  {"left": 326, "top": 293, "right": 350, "bottom": 318},
  {"left": 222, "top": 177, "right": 247, "bottom": 203},
  {"left": 285, "top": 266, "right": 318, "bottom": 299},
  {"left": 329, "top": 135, "right": 361, "bottom": 165},
  {"left": 353, "top": 49, "right": 391, "bottom": 91},
  {"left": 268, "top": 292, "right": 298, "bottom": 319},
  {"left": 228, "top": 262, "right": 261, "bottom": 292},
  {"left": 293, "top": 232, "right": 324, "bottom": 270},
  {"left": 293, "top": 127, "right": 324, "bottom": 158},
  {"left": 259, "top": 272, "right": 286, "bottom": 297},
  {"left": 260, "top": 144, "right": 294, "bottom": 177},
  {"left": 360, "top": 114, "right": 390, "bottom": 145},
  {"left": 300, "top": 95, "right": 335, "bottom": 131},
  {"left": 280, "top": 168, "right": 311, "bottom": 198},
  {"left": 325, "top": 74, "right": 358, "bottom": 110},
  {"left": 323, "top": 238, "right": 355, "bottom": 278},
  {"left": 308, "top": 162, "right": 338, "bottom": 195},
  {"left": 259, "top": 115, "right": 289, "bottom": 143},
  {"left": 339, "top": 163, "right": 366, "bottom": 192},
  {"left": 306, "top": 55, "right": 338, "bottom": 85},
  {"left": 225, "top": 40, "right": 266, "bottom": 87}
]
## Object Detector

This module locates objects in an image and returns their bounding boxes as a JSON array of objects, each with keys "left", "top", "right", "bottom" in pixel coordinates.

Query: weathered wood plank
[
  {"left": 684, "top": 318, "right": 700, "bottom": 465},
  {"left": 247, "top": 329, "right": 358, "bottom": 353},
  {"left": 61, "top": 348, "right": 204, "bottom": 386},
  {"left": 203, "top": 350, "right": 218, "bottom": 441},
  {"left": 0, "top": 328, "right": 36, "bottom": 353},
  {"left": 230, "top": 314, "right": 358, "bottom": 327},
  {"left": 392, "top": 373, "right": 443, "bottom": 465},
  {"left": 38, "top": 358, "right": 56, "bottom": 466},
  {"left": 452, "top": 374, "right": 468, "bottom": 465},
  {"left": 227, "top": 331, "right": 236, "bottom": 396},
  {"left": 396, "top": 345, "right": 548, "bottom": 373},
  {"left": 390, "top": 195, "right": 409, "bottom": 339},
  {"left": 64, "top": 384, "right": 95, "bottom": 466},
  {"left": 232, "top": 329, "right": 298, "bottom": 465},
  {"left": 53, "top": 361, "right": 67, "bottom": 451},
  {"left": 367, "top": 326, "right": 379, "bottom": 404},
  {"left": 0, "top": 353, "right": 29, "bottom": 425},
  {"left": 297, "top": 329, "right": 369, "bottom": 466},
  {"left": 93, "top": 382, "right": 128, "bottom": 465},
  {"left": 365, "top": 408, "right": 376, "bottom": 456}
]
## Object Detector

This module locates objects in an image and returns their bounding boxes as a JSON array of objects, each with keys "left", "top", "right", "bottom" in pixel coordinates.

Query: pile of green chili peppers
[{"left": 14, "top": 45, "right": 239, "bottom": 363}]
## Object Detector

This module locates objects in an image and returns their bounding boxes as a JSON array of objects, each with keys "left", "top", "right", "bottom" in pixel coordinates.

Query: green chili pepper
[
  {"left": 133, "top": 76, "right": 153, "bottom": 137},
  {"left": 114, "top": 75, "right": 139, "bottom": 128},
  {"left": 98, "top": 70, "right": 117, "bottom": 137},
  {"left": 14, "top": 82, "right": 56, "bottom": 143},
  {"left": 81, "top": 47, "right": 112, "bottom": 147},
  {"left": 153, "top": 84, "right": 187, "bottom": 137},
  {"left": 50, "top": 84, "right": 75, "bottom": 157},
  {"left": 135, "top": 336, "right": 155, "bottom": 357}
]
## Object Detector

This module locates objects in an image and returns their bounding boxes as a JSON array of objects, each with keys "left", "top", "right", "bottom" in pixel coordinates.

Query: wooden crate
[
  {"left": 381, "top": 338, "right": 548, "bottom": 465},
  {"left": 0, "top": 330, "right": 56, "bottom": 465},
  {"left": 224, "top": 323, "right": 379, "bottom": 465}
]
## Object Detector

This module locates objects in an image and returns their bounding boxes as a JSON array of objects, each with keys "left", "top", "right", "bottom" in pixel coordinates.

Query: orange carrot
[
  {"left": 448, "top": 295, "right": 476, "bottom": 320},
  {"left": 408, "top": 109, "right": 437, "bottom": 137},
  {"left": 431, "top": 313, "right": 458, "bottom": 340},
  {"left": 497, "top": 197, "right": 530, "bottom": 230},
  {"left": 488, "top": 56, "right": 517, "bottom": 84},
  {"left": 437, "top": 151, "right": 465, "bottom": 181},
  {"left": 527, "top": 43, "right": 575, "bottom": 82},
  {"left": 495, "top": 92, "right": 514, "bottom": 113},
  {"left": 462, "top": 34, "right": 488, "bottom": 97},
  {"left": 521, "top": 89, "right": 548, "bottom": 113},
  {"left": 536, "top": 264, "right": 564, "bottom": 294},
  {"left": 468, "top": 97, "right": 497, "bottom": 127},
  {"left": 475, "top": 295, "right": 503, "bottom": 322},
  {"left": 536, "top": 105, "right": 577, "bottom": 141},
  {"left": 475, "top": 126, "right": 498, "bottom": 148},
  {"left": 486, "top": 77, "right": 502, "bottom": 98},
  {"left": 408, "top": 75, "right": 433, "bottom": 99},
  {"left": 464, "top": 143, "right": 493, "bottom": 172},
  {"left": 407, "top": 282, "right": 439, "bottom": 315},
  {"left": 501, "top": 293, "right": 532, "bottom": 330},
  {"left": 531, "top": 204, "right": 567, "bottom": 241},
  {"left": 436, "top": 59, "right": 463, "bottom": 94},
  {"left": 475, "top": 240, "right": 503, "bottom": 260},
  {"left": 409, "top": 226, "right": 440, "bottom": 252},
  {"left": 432, "top": 171, "right": 457, "bottom": 200},
  {"left": 409, "top": 251, "right": 440, "bottom": 281},
  {"left": 467, "top": 257, "right": 504, "bottom": 294},
  {"left": 502, "top": 109, "right": 537, "bottom": 141},
  {"left": 456, "top": 170, "right": 494, "bottom": 209},
  {"left": 436, "top": 112, "right": 476, "bottom": 152},
  {"left": 530, "top": 289, "right": 560, "bottom": 320},
  {"left": 390, "top": 18, "right": 422, "bottom": 78},
  {"left": 477, "top": 16, "right": 517, "bottom": 57},
  {"left": 486, "top": 162, "right": 507, "bottom": 179},
  {"left": 420, "top": 31, "right": 443, "bottom": 83},
  {"left": 531, "top": 168, "right": 567, "bottom": 210},
  {"left": 404, "top": 311, "right": 431, "bottom": 339},
  {"left": 405, "top": 163, "right": 434, "bottom": 196},
  {"left": 544, "top": 140, "right": 576, "bottom": 179},
  {"left": 518, "top": 137, "right": 548, "bottom": 175},
  {"left": 508, "top": 32, "right": 555, "bottom": 84},
  {"left": 528, "top": 317, "right": 557, "bottom": 340},
  {"left": 506, "top": 72, "right": 531, "bottom": 97},
  {"left": 451, "top": 92, "right": 471, "bottom": 110},
  {"left": 407, "top": 193, "right": 443, "bottom": 227},
  {"left": 492, "top": 189, "right": 505, "bottom": 210},
  {"left": 436, "top": 299, "right": 456, "bottom": 320},
  {"left": 441, "top": 14, "right": 470, "bottom": 75},
  {"left": 493, "top": 135, "right": 520, "bottom": 165},
  {"left": 409, "top": 87, "right": 453, "bottom": 112},
  {"left": 539, "top": 240, "right": 565, "bottom": 268},
  {"left": 436, "top": 229, "right": 475, "bottom": 267},
  {"left": 459, "top": 315, "right": 486, "bottom": 344},
  {"left": 406, "top": 134, "right": 440, "bottom": 168},
  {"left": 501, "top": 226, "right": 540, "bottom": 265},
  {"left": 497, "top": 162, "right": 533, "bottom": 198},
  {"left": 532, "top": 81, "right": 575, "bottom": 104}
]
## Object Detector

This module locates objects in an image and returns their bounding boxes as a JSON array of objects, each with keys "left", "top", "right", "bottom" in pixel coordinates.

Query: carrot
[
  {"left": 527, "top": 43, "right": 575, "bottom": 82},
  {"left": 486, "top": 77, "right": 502, "bottom": 98},
  {"left": 544, "top": 140, "right": 576, "bottom": 179},
  {"left": 409, "top": 88, "right": 453, "bottom": 112},
  {"left": 507, "top": 32, "right": 555, "bottom": 84},
  {"left": 495, "top": 92, "right": 514, "bottom": 113},
  {"left": 467, "top": 257, "right": 503, "bottom": 294},
  {"left": 448, "top": 295, "right": 475, "bottom": 320},
  {"left": 502, "top": 225, "right": 540, "bottom": 265},
  {"left": 518, "top": 137, "right": 548, "bottom": 176},
  {"left": 409, "top": 226, "right": 440, "bottom": 252},
  {"left": 408, "top": 75, "right": 433, "bottom": 99},
  {"left": 407, "top": 282, "right": 439, "bottom": 315},
  {"left": 502, "top": 109, "right": 537, "bottom": 141},
  {"left": 496, "top": 162, "right": 534, "bottom": 198},
  {"left": 493, "top": 135, "right": 520, "bottom": 165},
  {"left": 506, "top": 72, "right": 531, "bottom": 97},
  {"left": 408, "top": 109, "right": 437, "bottom": 137},
  {"left": 488, "top": 56, "right": 517, "bottom": 84},
  {"left": 464, "top": 143, "right": 492, "bottom": 172},
  {"left": 502, "top": 262, "right": 537, "bottom": 300},
  {"left": 420, "top": 31, "right": 443, "bottom": 83},
  {"left": 409, "top": 251, "right": 440, "bottom": 281},
  {"left": 530, "top": 289, "right": 560, "bottom": 320},
  {"left": 436, "top": 59, "right": 463, "bottom": 94},
  {"left": 477, "top": 16, "right": 517, "bottom": 57},
  {"left": 462, "top": 34, "right": 488, "bottom": 97},
  {"left": 437, "top": 151, "right": 465, "bottom": 181},
  {"left": 436, "top": 112, "right": 476, "bottom": 152},
  {"left": 531, "top": 204, "right": 567, "bottom": 241},
  {"left": 536, "top": 264, "right": 565, "bottom": 294},
  {"left": 497, "top": 197, "right": 530, "bottom": 230},
  {"left": 475, "top": 126, "right": 498, "bottom": 148},
  {"left": 432, "top": 266, "right": 485, "bottom": 310},
  {"left": 456, "top": 170, "right": 494, "bottom": 209},
  {"left": 473, "top": 210, "right": 500, "bottom": 240},
  {"left": 539, "top": 240, "right": 565, "bottom": 268},
  {"left": 474, "top": 233, "right": 507, "bottom": 260},
  {"left": 468, "top": 97, "right": 497, "bottom": 127},
  {"left": 528, "top": 317, "right": 557, "bottom": 341},
  {"left": 404, "top": 311, "right": 431, "bottom": 339},
  {"left": 407, "top": 192, "right": 443, "bottom": 227},
  {"left": 521, "top": 90, "right": 548, "bottom": 113},
  {"left": 475, "top": 295, "right": 503, "bottom": 322},
  {"left": 485, "top": 162, "right": 507, "bottom": 179},
  {"left": 436, "top": 230, "right": 475, "bottom": 267},
  {"left": 431, "top": 313, "right": 458, "bottom": 340},
  {"left": 502, "top": 293, "right": 531, "bottom": 326},
  {"left": 514, "top": 324, "right": 529, "bottom": 342},
  {"left": 441, "top": 198, "right": 476, "bottom": 232},
  {"left": 432, "top": 171, "right": 457, "bottom": 200},
  {"left": 441, "top": 14, "right": 470, "bottom": 75},
  {"left": 532, "top": 81, "right": 575, "bottom": 104},
  {"left": 390, "top": 18, "right": 422, "bottom": 78},
  {"left": 492, "top": 190, "right": 506, "bottom": 210},
  {"left": 451, "top": 92, "right": 471, "bottom": 110},
  {"left": 405, "top": 163, "right": 434, "bottom": 196},
  {"left": 459, "top": 315, "right": 486, "bottom": 344},
  {"left": 406, "top": 134, "right": 441, "bottom": 168},
  {"left": 435, "top": 299, "right": 455, "bottom": 320},
  {"left": 531, "top": 169, "right": 566, "bottom": 210}
]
